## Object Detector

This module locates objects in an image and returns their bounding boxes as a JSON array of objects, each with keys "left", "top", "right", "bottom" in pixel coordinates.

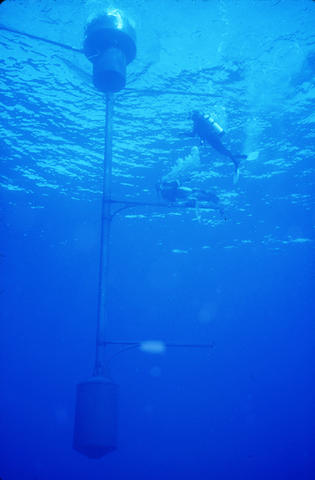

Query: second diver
[
  {"left": 191, "top": 110, "right": 247, "bottom": 184},
  {"left": 157, "top": 146, "right": 223, "bottom": 215}
]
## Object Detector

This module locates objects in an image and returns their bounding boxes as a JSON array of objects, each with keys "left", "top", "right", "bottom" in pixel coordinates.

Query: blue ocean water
[{"left": 0, "top": 0, "right": 314, "bottom": 478}]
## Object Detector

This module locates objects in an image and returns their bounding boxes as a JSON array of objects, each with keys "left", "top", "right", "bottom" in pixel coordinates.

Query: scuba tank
[{"left": 204, "top": 114, "right": 224, "bottom": 136}]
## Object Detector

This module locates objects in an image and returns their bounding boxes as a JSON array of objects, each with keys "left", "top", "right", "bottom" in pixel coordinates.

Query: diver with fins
[
  {"left": 156, "top": 178, "right": 220, "bottom": 207},
  {"left": 156, "top": 178, "right": 225, "bottom": 221},
  {"left": 156, "top": 146, "right": 225, "bottom": 218},
  {"left": 190, "top": 110, "right": 247, "bottom": 184}
]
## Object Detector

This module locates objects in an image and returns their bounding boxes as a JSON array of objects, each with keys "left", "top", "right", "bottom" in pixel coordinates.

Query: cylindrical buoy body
[
  {"left": 73, "top": 376, "right": 118, "bottom": 458},
  {"left": 93, "top": 47, "right": 126, "bottom": 92},
  {"left": 84, "top": 11, "right": 136, "bottom": 92}
]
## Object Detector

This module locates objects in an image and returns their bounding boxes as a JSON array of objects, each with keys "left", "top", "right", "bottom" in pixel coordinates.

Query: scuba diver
[
  {"left": 191, "top": 110, "right": 247, "bottom": 183},
  {"left": 156, "top": 179, "right": 220, "bottom": 210},
  {"left": 157, "top": 146, "right": 225, "bottom": 218}
]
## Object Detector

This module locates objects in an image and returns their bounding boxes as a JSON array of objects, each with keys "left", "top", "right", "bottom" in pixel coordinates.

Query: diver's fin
[
  {"left": 232, "top": 154, "right": 246, "bottom": 184},
  {"left": 232, "top": 153, "right": 247, "bottom": 170},
  {"left": 233, "top": 167, "right": 240, "bottom": 184},
  {"left": 247, "top": 151, "right": 259, "bottom": 161}
]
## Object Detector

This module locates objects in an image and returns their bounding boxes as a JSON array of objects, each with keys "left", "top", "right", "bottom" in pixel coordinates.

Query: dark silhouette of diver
[
  {"left": 156, "top": 179, "right": 221, "bottom": 210},
  {"left": 191, "top": 111, "right": 247, "bottom": 183}
]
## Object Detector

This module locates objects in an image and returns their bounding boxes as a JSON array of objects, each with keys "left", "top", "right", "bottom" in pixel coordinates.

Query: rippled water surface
[{"left": 1, "top": 1, "right": 314, "bottom": 233}]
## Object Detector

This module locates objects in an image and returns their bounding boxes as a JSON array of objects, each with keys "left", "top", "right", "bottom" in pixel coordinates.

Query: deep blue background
[{"left": 1, "top": 0, "right": 315, "bottom": 479}]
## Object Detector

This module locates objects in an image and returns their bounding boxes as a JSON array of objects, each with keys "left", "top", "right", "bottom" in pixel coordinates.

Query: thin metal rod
[
  {"left": 108, "top": 199, "right": 219, "bottom": 210},
  {"left": 0, "top": 24, "right": 82, "bottom": 53},
  {"left": 108, "top": 198, "right": 224, "bottom": 220},
  {"left": 94, "top": 93, "right": 114, "bottom": 376},
  {"left": 105, "top": 341, "right": 214, "bottom": 349}
]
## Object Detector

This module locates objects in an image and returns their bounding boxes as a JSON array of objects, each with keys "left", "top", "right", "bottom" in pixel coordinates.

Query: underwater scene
[{"left": 0, "top": 0, "right": 314, "bottom": 478}]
